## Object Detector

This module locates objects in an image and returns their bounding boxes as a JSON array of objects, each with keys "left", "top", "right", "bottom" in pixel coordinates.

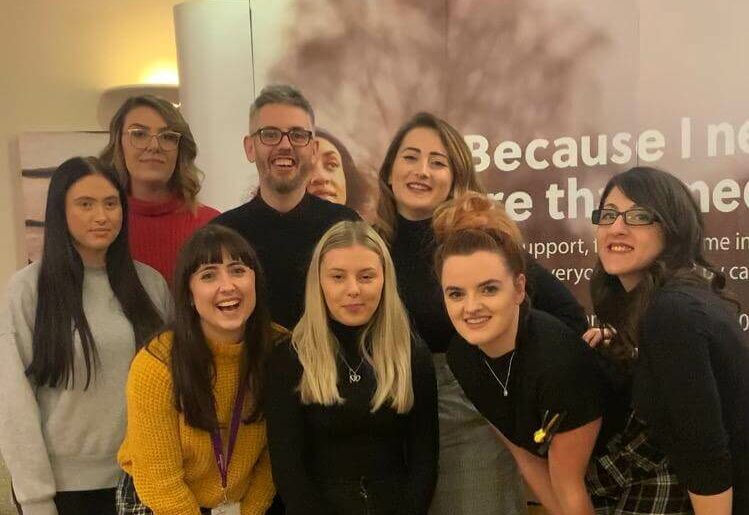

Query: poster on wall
[
  {"left": 243, "top": 0, "right": 749, "bottom": 331},
  {"left": 19, "top": 132, "right": 109, "bottom": 262}
]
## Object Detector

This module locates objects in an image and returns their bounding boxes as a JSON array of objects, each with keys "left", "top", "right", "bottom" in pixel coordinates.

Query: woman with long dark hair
[
  {"left": 587, "top": 166, "right": 749, "bottom": 514},
  {"left": 375, "top": 112, "right": 587, "bottom": 514},
  {"left": 100, "top": 95, "right": 219, "bottom": 283},
  {"left": 265, "top": 220, "right": 438, "bottom": 514},
  {"left": 0, "top": 156, "right": 169, "bottom": 515},
  {"left": 116, "top": 224, "right": 280, "bottom": 514}
]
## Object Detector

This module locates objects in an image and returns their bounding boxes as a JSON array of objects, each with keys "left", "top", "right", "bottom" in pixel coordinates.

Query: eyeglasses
[
  {"left": 251, "top": 126, "right": 313, "bottom": 147},
  {"left": 126, "top": 128, "right": 182, "bottom": 151},
  {"left": 592, "top": 208, "right": 659, "bottom": 226}
]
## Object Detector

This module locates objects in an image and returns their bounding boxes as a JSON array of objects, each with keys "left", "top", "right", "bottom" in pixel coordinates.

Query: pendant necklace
[
  {"left": 339, "top": 352, "right": 365, "bottom": 383},
  {"left": 483, "top": 350, "right": 515, "bottom": 397}
]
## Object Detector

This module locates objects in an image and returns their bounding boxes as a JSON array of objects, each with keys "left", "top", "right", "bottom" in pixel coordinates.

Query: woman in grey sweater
[{"left": 0, "top": 157, "right": 171, "bottom": 515}]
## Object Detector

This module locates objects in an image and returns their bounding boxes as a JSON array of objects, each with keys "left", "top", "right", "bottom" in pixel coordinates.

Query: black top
[
  {"left": 265, "top": 323, "right": 439, "bottom": 515},
  {"left": 633, "top": 284, "right": 749, "bottom": 506},
  {"left": 447, "top": 308, "right": 606, "bottom": 456},
  {"left": 390, "top": 214, "right": 587, "bottom": 353},
  {"left": 212, "top": 193, "right": 358, "bottom": 329}
]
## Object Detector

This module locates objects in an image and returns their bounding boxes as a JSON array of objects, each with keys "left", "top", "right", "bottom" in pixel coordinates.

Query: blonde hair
[{"left": 292, "top": 221, "right": 414, "bottom": 413}]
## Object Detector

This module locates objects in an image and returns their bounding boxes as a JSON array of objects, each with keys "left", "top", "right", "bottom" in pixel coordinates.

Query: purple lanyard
[{"left": 210, "top": 385, "right": 247, "bottom": 491}]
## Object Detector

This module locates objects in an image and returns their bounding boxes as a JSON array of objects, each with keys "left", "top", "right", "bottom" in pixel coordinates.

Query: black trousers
[{"left": 13, "top": 486, "right": 116, "bottom": 515}]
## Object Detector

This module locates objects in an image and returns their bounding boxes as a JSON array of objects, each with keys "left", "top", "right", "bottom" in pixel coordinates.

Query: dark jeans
[{"left": 13, "top": 486, "right": 116, "bottom": 515}]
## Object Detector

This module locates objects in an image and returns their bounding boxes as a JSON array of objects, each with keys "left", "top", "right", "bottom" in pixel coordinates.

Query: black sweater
[
  {"left": 633, "top": 284, "right": 749, "bottom": 510},
  {"left": 447, "top": 308, "right": 607, "bottom": 456},
  {"left": 390, "top": 214, "right": 588, "bottom": 353},
  {"left": 212, "top": 193, "right": 358, "bottom": 330},
  {"left": 264, "top": 323, "right": 439, "bottom": 515}
]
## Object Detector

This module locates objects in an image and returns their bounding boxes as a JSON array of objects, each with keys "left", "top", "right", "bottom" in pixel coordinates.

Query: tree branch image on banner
[{"left": 246, "top": 0, "right": 749, "bottom": 330}]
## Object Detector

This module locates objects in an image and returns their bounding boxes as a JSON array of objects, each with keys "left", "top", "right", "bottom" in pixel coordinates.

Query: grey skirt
[{"left": 429, "top": 354, "right": 525, "bottom": 515}]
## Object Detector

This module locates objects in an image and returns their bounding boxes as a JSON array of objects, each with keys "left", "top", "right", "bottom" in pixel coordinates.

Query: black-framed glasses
[
  {"left": 592, "top": 208, "right": 659, "bottom": 226},
  {"left": 251, "top": 126, "right": 313, "bottom": 147},
  {"left": 126, "top": 128, "right": 181, "bottom": 151}
]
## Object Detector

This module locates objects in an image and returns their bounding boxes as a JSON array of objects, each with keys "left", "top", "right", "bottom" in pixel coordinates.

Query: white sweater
[{"left": 0, "top": 261, "right": 171, "bottom": 515}]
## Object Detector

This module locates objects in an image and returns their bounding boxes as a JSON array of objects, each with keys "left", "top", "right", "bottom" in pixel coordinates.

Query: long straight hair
[
  {"left": 591, "top": 166, "right": 739, "bottom": 368},
  {"left": 28, "top": 156, "right": 164, "bottom": 390},
  {"left": 166, "top": 224, "right": 281, "bottom": 431},
  {"left": 293, "top": 221, "right": 414, "bottom": 413}
]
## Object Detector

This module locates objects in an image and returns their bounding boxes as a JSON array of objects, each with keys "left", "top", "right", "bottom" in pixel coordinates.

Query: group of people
[{"left": 0, "top": 83, "right": 746, "bottom": 515}]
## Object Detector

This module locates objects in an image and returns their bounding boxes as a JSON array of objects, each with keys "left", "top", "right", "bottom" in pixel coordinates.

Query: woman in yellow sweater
[{"left": 116, "top": 224, "right": 281, "bottom": 515}]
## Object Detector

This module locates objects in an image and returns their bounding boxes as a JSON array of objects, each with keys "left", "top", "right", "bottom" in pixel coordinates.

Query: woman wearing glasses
[
  {"left": 587, "top": 166, "right": 749, "bottom": 514},
  {"left": 100, "top": 95, "right": 219, "bottom": 284}
]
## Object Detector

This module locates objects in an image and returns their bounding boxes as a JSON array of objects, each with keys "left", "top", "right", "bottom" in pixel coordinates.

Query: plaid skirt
[
  {"left": 115, "top": 473, "right": 211, "bottom": 515},
  {"left": 586, "top": 412, "right": 693, "bottom": 515}
]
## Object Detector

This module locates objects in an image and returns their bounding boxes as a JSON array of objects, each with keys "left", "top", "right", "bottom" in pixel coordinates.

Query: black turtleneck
[
  {"left": 390, "top": 214, "right": 587, "bottom": 353},
  {"left": 264, "top": 320, "right": 438, "bottom": 515},
  {"left": 212, "top": 193, "right": 359, "bottom": 330}
]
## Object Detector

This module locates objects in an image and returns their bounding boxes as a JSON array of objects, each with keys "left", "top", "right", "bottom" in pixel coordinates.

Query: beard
[{"left": 258, "top": 154, "right": 313, "bottom": 195}]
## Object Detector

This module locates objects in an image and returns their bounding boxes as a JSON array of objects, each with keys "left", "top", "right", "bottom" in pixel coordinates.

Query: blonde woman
[{"left": 265, "top": 220, "right": 438, "bottom": 515}]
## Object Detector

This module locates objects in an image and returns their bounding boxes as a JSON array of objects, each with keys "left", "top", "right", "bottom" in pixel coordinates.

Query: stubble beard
[{"left": 260, "top": 158, "right": 312, "bottom": 195}]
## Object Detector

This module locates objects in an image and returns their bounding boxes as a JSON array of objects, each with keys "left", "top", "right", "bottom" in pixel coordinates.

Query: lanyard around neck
[{"left": 210, "top": 384, "right": 247, "bottom": 492}]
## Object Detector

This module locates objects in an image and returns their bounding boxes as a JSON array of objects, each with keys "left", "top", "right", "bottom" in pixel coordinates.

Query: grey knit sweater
[{"left": 0, "top": 261, "right": 171, "bottom": 515}]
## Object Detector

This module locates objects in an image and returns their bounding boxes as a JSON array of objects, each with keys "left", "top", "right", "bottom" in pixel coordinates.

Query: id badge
[{"left": 211, "top": 502, "right": 240, "bottom": 515}]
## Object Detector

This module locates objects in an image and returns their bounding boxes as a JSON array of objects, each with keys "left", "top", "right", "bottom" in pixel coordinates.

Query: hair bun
[{"left": 433, "top": 192, "right": 522, "bottom": 245}]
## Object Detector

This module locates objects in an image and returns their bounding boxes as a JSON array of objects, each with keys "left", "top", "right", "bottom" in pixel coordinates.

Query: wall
[{"left": 0, "top": 0, "right": 183, "bottom": 291}]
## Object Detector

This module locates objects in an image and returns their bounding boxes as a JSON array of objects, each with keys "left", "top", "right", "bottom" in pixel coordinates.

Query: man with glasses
[{"left": 213, "top": 84, "right": 359, "bottom": 331}]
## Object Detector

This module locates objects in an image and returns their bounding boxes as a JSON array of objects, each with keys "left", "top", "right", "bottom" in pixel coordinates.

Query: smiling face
[
  {"left": 596, "top": 186, "right": 665, "bottom": 292},
  {"left": 189, "top": 248, "right": 257, "bottom": 343},
  {"left": 441, "top": 251, "right": 525, "bottom": 357},
  {"left": 307, "top": 137, "right": 347, "bottom": 204},
  {"left": 65, "top": 174, "right": 123, "bottom": 267},
  {"left": 120, "top": 106, "right": 179, "bottom": 198},
  {"left": 244, "top": 104, "right": 319, "bottom": 196},
  {"left": 320, "top": 245, "right": 384, "bottom": 327},
  {"left": 389, "top": 127, "right": 453, "bottom": 220}
]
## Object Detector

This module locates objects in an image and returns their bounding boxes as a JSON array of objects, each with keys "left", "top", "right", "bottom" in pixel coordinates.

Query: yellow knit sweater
[{"left": 118, "top": 331, "right": 275, "bottom": 515}]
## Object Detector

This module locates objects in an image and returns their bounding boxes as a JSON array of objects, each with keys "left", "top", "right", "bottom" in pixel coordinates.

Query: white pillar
[{"left": 174, "top": 0, "right": 255, "bottom": 212}]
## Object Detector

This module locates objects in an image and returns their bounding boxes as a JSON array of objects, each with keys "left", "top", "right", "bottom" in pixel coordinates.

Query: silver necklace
[
  {"left": 339, "top": 352, "right": 365, "bottom": 383},
  {"left": 482, "top": 351, "right": 515, "bottom": 397}
]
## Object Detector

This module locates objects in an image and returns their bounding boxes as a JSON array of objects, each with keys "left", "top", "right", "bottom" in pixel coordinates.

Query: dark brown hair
[
  {"left": 29, "top": 156, "right": 164, "bottom": 389},
  {"left": 162, "top": 224, "right": 282, "bottom": 431},
  {"left": 591, "top": 166, "right": 739, "bottom": 369},
  {"left": 315, "top": 127, "right": 369, "bottom": 214}
]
